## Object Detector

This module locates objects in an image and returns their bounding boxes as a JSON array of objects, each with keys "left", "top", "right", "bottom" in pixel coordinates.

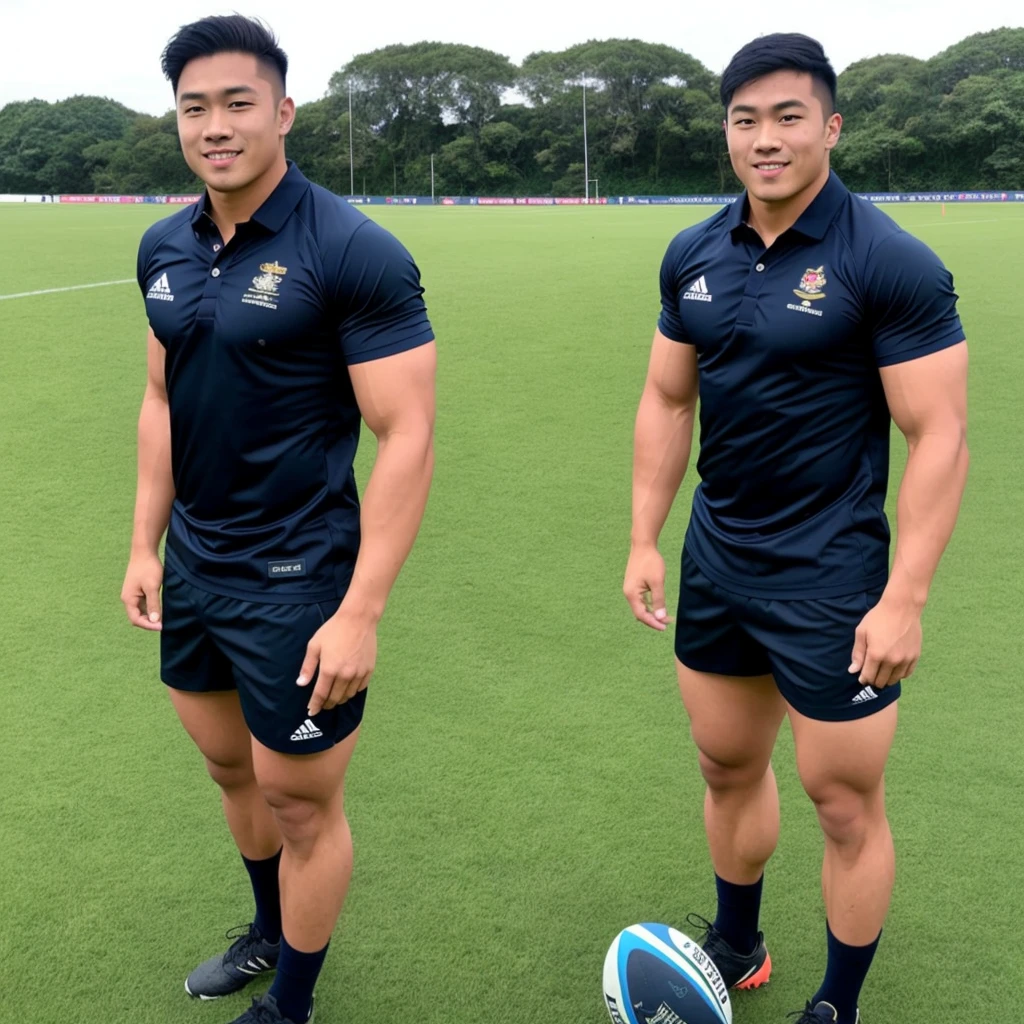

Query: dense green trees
[{"left": 3, "top": 28, "right": 1021, "bottom": 196}]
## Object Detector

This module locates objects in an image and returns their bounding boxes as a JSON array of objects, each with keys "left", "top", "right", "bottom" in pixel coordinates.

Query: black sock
[
  {"left": 712, "top": 872, "right": 763, "bottom": 955},
  {"left": 268, "top": 935, "right": 329, "bottom": 1023},
  {"left": 813, "top": 920, "right": 880, "bottom": 1024},
  {"left": 241, "top": 849, "right": 282, "bottom": 944}
]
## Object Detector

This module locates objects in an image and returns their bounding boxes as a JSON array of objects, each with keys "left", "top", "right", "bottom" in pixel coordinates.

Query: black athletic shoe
[
  {"left": 185, "top": 923, "right": 280, "bottom": 1000},
  {"left": 787, "top": 1000, "right": 860, "bottom": 1023},
  {"left": 686, "top": 913, "right": 772, "bottom": 990},
  {"left": 226, "top": 993, "right": 314, "bottom": 1024}
]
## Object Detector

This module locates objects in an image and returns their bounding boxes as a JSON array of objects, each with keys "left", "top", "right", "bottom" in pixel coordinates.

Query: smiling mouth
[
  {"left": 204, "top": 151, "right": 241, "bottom": 161},
  {"left": 754, "top": 162, "right": 788, "bottom": 171}
]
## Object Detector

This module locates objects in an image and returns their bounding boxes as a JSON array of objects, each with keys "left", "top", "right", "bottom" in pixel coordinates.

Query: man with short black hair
[
  {"left": 121, "top": 15, "right": 436, "bottom": 1024},
  {"left": 624, "top": 32, "right": 968, "bottom": 1024}
]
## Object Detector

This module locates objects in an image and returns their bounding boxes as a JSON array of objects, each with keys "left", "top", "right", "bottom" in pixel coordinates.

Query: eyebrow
[
  {"left": 178, "top": 85, "right": 259, "bottom": 103},
  {"left": 730, "top": 99, "right": 809, "bottom": 115}
]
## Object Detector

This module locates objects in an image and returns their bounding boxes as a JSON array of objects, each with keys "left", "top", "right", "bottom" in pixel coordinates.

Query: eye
[
  {"left": 229, "top": 101, "right": 253, "bottom": 109},
  {"left": 780, "top": 114, "right": 802, "bottom": 123},
  {"left": 183, "top": 105, "right": 203, "bottom": 115},
  {"left": 734, "top": 118, "right": 755, "bottom": 127}
]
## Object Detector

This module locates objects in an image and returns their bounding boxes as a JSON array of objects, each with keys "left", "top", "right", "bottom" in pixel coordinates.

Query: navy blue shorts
[
  {"left": 160, "top": 565, "right": 366, "bottom": 754},
  {"left": 674, "top": 549, "right": 900, "bottom": 722}
]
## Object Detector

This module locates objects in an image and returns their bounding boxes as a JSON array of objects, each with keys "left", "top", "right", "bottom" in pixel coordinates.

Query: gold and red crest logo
[{"left": 793, "top": 266, "right": 826, "bottom": 301}]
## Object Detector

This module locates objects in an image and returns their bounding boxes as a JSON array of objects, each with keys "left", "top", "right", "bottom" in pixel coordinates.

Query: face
[
  {"left": 175, "top": 51, "right": 295, "bottom": 193},
  {"left": 724, "top": 70, "right": 841, "bottom": 204}
]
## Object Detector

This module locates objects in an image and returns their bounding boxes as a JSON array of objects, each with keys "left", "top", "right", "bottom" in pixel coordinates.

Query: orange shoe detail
[{"left": 734, "top": 950, "right": 772, "bottom": 990}]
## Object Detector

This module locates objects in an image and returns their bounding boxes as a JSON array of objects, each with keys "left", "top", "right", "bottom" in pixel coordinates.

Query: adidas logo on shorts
[
  {"left": 852, "top": 685, "right": 879, "bottom": 704},
  {"left": 290, "top": 718, "right": 323, "bottom": 741}
]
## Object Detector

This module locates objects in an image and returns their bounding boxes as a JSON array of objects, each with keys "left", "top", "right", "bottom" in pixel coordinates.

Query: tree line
[{"left": 2, "top": 27, "right": 1022, "bottom": 197}]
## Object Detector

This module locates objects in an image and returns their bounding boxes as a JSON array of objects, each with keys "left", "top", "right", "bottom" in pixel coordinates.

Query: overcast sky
[{"left": 2, "top": 0, "right": 1021, "bottom": 115}]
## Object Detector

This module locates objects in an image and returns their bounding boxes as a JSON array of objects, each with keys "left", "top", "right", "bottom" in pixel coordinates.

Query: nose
[
  {"left": 753, "top": 123, "right": 782, "bottom": 153},
  {"left": 203, "top": 108, "right": 233, "bottom": 142}
]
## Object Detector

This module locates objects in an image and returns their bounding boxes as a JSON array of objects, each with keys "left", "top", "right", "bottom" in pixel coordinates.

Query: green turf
[{"left": 1, "top": 200, "right": 1022, "bottom": 1022}]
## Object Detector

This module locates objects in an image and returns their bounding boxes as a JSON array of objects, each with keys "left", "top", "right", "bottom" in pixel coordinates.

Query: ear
[
  {"left": 278, "top": 96, "right": 296, "bottom": 137},
  {"left": 824, "top": 111, "right": 842, "bottom": 151}
]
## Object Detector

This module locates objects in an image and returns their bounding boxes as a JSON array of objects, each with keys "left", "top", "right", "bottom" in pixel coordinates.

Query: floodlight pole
[
  {"left": 348, "top": 78, "right": 354, "bottom": 196},
  {"left": 582, "top": 74, "right": 590, "bottom": 201}
]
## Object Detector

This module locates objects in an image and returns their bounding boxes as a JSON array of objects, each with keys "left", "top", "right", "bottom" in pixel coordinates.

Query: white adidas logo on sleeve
[
  {"left": 682, "top": 275, "right": 712, "bottom": 302},
  {"left": 146, "top": 272, "right": 175, "bottom": 302}
]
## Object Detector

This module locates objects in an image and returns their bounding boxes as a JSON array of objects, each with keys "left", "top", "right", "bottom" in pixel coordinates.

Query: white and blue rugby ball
[{"left": 603, "top": 923, "right": 732, "bottom": 1024}]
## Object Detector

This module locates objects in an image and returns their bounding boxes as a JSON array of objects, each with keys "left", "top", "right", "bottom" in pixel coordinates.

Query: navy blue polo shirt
[
  {"left": 657, "top": 171, "right": 964, "bottom": 598},
  {"left": 136, "top": 161, "right": 434, "bottom": 602}
]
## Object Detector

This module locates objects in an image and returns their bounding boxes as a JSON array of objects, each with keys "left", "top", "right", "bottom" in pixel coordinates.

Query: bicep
[
  {"left": 349, "top": 340, "right": 437, "bottom": 439},
  {"left": 644, "top": 329, "right": 699, "bottom": 409},
  {"left": 880, "top": 341, "right": 968, "bottom": 444},
  {"left": 146, "top": 328, "right": 168, "bottom": 399}
]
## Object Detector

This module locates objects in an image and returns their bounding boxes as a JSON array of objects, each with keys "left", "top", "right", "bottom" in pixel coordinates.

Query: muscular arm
[
  {"left": 299, "top": 340, "right": 436, "bottom": 714},
  {"left": 121, "top": 330, "right": 174, "bottom": 630},
  {"left": 344, "top": 340, "right": 437, "bottom": 621},
  {"left": 131, "top": 330, "right": 174, "bottom": 556},
  {"left": 880, "top": 341, "right": 969, "bottom": 609},
  {"left": 850, "top": 341, "right": 969, "bottom": 687},
  {"left": 631, "top": 330, "right": 699, "bottom": 546},
  {"left": 624, "top": 330, "right": 699, "bottom": 629}
]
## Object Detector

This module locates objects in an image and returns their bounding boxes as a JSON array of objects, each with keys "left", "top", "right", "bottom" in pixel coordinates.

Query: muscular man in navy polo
[
  {"left": 624, "top": 35, "right": 968, "bottom": 1024},
  {"left": 120, "top": 17, "right": 435, "bottom": 1024}
]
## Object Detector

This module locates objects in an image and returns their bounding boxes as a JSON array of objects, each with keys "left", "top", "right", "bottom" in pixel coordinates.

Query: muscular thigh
[
  {"left": 790, "top": 702, "right": 898, "bottom": 802},
  {"left": 168, "top": 687, "right": 254, "bottom": 773},
  {"left": 251, "top": 728, "right": 360, "bottom": 813},
  {"left": 676, "top": 659, "right": 787, "bottom": 775}
]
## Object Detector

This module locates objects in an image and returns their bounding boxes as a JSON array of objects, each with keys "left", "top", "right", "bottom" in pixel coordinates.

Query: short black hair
[
  {"left": 720, "top": 33, "right": 837, "bottom": 114},
  {"left": 160, "top": 14, "right": 288, "bottom": 96}
]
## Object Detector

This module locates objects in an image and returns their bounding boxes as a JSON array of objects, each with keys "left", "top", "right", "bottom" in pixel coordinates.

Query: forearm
[
  {"left": 343, "top": 426, "right": 434, "bottom": 621},
  {"left": 631, "top": 387, "right": 696, "bottom": 547},
  {"left": 131, "top": 391, "right": 174, "bottom": 557},
  {"left": 885, "top": 431, "right": 969, "bottom": 608}
]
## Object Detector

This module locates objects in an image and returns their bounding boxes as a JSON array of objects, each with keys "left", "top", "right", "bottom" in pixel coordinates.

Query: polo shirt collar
[
  {"left": 190, "top": 160, "right": 309, "bottom": 233},
  {"left": 727, "top": 169, "right": 848, "bottom": 242}
]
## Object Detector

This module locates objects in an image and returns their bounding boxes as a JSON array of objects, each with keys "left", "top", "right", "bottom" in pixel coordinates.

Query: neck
[
  {"left": 746, "top": 163, "right": 831, "bottom": 247},
  {"left": 206, "top": 152, "right": 288, "bottom": 240}
]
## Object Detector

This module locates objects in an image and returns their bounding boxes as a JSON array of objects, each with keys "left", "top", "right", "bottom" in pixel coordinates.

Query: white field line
[{"left": 0, "top": 278, "right": 135, "bottom": 301}]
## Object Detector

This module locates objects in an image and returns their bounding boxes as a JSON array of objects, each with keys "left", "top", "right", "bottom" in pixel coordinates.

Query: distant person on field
[
  {"left": 624, "top": 33, "right": 968, "bottom": 1024},
  {"left": 121, "top": 15, "right": 436, "bottom": 1024}
]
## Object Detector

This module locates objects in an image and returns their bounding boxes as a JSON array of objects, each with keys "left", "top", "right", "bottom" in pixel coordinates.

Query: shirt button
[
  {"left": 211, "top": 268, "right": 221, "bottom": 278},
  {"left": 755, "top": 263, "right": 765, "bottom": 272},
  {"left": 213, "top": 243, "right": 221, "bottom": 252}
]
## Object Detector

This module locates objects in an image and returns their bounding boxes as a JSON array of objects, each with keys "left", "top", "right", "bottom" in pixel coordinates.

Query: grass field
[{"left": 1, "top": 199, "right": 1022, "bottom": 1023}]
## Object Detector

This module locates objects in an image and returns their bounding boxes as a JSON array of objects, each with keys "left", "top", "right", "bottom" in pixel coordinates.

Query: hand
[
  {"left": 849, "top": 595, "right": 923, "bottom": 689},
  {"left": 624, "top": 543, "right": 671, "bottom": 631},
  {"left": 297, "top": 604, "right": 378, "bottom": 715},
  {"left": 121, "top": 552, "right": 164, "bottom": 631}
]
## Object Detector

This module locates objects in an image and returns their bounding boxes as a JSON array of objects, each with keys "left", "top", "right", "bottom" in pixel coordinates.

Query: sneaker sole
[
  {"left": 733, "top": 950, "right": 772, "bottom": 991},
  {"left": 184, "top": 975, "right": 274, "bottom": 1001}
]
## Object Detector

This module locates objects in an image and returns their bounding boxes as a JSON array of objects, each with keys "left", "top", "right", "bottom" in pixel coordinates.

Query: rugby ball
[{"left": 603, "top": 923, "right": 732, "bottom": 1024}]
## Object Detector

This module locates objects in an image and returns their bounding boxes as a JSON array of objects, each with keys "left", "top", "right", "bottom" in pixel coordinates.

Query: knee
[
  {"left": 698, "top": 749, "right": 768, "bottom": 794},
  {"left": 807, "top": 784, "right": 873, "bottom": 846},
  {"left": 260, "top": 788, "right": 327, "bottom": 846},
  {"left": 204, "top": 752, "right": 255, "bottom": 793}
]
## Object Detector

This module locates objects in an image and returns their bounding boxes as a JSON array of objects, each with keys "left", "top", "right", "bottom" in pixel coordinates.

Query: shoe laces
[
  {"left": 223, "top": 923, "right": 265, "bottom": 964},
  {"left": 238, "top": 998, "right": 286, "bottom": 1024},
  {"left": 684, "top": 913, "right": 718, "bottom": 945}
]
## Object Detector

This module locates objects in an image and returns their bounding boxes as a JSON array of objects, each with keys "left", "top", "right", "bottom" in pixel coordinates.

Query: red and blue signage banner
[
  {"left": 55, "top": 190, "right": 1024, "bottom": 207},
  {"left": 58, "top": 194, "right": 201, "bottom": 204}
]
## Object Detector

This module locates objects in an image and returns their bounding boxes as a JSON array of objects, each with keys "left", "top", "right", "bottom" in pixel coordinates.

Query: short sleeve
[
  {"left": 865, "top": 231, "right": 965, "bottom": 367},
  {"left": 334, "top": 220, "right": 434, "bottom": 365},
  {"left": 657, "top": 239, "right": 691, "bottom": 344},
  {"left": 136, "top": 227, "right": 154, "bottom": 298}
]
